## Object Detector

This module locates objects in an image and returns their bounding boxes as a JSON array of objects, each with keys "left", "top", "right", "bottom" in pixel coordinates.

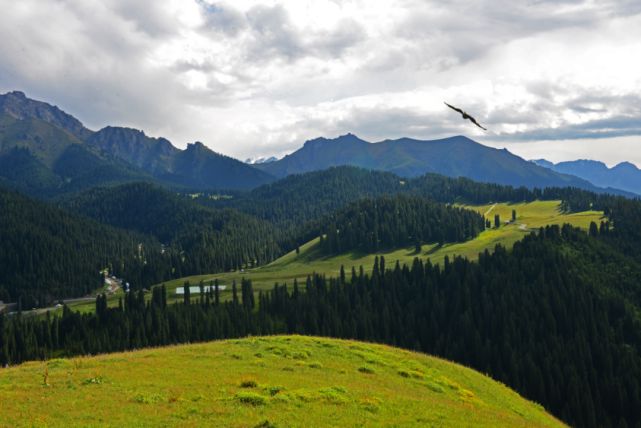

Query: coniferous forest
[
  {"left": 3, "top": 165, "right": 641, "bottom": 428},
  {"left": 2, "top": 224, "right": 641, "bottom": 427}
]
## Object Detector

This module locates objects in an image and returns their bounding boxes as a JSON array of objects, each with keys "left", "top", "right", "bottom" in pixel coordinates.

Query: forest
[
  {"left": 2, "top": 223, "right": 641, "bottom": 428},
  {"left": 4, "top": 166, "right": 641, "bottom": 428},
  {"left": 2, "top": 165, "right": 638, "bottom": 310}
]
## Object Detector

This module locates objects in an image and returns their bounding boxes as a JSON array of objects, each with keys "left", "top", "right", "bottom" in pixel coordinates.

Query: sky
[{"left": 1, "top": 0, "right": 640, "bottom": 166}]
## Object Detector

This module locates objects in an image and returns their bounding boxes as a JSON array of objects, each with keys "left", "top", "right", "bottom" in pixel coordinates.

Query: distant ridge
[
  {"left": 531, "top": 158, "right": 641, "bottom": 195},
  {"left": 253, "top": 133, "right": 636, "bottom": 196},
  {"left": 0, "top": 91, "right": 277, "bottom": 192}
]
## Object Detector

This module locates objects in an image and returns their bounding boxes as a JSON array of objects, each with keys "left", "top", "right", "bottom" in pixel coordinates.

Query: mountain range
[
  {"left": 1, "top": 90, "right": 637, "bottom": 198},
  {"left": 252, "top": 133, "right": 636, "bottom": 196},
  {"left": 0, "top": 91, "right": 276, "bottom": 195},
  {"left": 531, "top": 158, "right": 641, "bottom": 195}
]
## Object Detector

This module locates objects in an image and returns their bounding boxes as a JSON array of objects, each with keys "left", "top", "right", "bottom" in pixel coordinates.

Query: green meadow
[
  {"left": 0, "top": 336, "right": 566, "bottom": 428},
  {"left": 53, "top": 199, "right": 607, "bottom": 319}
]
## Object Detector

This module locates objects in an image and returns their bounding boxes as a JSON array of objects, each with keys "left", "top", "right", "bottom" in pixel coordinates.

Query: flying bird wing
[
  {"left": 469, "top": 117, "right": 487, "bottom": 131},
  {"left": 444, "top": 102, "right": 464, "bottom": 115}
]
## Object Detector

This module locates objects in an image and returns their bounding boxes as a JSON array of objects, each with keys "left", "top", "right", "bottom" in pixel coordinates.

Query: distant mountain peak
[{"left": 245, "top": 156, "right": 278, "bottom": 164}]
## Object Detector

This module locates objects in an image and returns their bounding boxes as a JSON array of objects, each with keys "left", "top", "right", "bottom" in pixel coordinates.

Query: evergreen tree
[{"left": 183, "top": 281, "right": 190, "bottom": 306}]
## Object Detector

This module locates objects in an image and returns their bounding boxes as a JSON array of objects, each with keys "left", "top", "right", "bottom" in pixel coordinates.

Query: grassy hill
[{"left": 0, "top": 336, "right": 565, "bottom": 428}]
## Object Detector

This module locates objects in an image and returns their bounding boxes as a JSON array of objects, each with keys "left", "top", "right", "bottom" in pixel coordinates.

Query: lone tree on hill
[
  {"left": 495, "top": 214, "right": 500, "bottom": 228},
  {"left": 512, "top": 209, "right": 516, "bottom": 221}
]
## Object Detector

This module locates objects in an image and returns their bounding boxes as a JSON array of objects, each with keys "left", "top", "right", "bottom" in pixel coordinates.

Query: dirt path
[
  {"left": 485, "top": 204, "right": 497, "bottom": 216},
  {"left": 503, "top": 220, "right": 540, "bottom": 232}
]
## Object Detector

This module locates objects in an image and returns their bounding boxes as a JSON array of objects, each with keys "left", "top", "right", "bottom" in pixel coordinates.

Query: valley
[{"left": 53, "top": 199, "right": 606, "bottom": 318}]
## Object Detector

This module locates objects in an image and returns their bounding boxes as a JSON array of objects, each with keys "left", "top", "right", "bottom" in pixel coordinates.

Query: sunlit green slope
[{"left": 0, "top": 336, "right": 566, "bottom": 428}]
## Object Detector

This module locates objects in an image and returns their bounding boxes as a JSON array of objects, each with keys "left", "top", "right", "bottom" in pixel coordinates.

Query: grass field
[
  {"left": 0, "top": 336, "right": 566, "bottom": 428},
  {"left": 48, "top": 199, "right": 607, "bottom": 319}
]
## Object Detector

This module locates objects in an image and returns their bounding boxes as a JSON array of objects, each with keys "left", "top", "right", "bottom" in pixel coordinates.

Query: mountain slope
[
  {"left": 0, "top": 113, "right": 184, "bottom": 197},
  {"left": 0, "top": 336, "right": 566, "bottom": 428},
  {"left": 0, "top": 90, "right": 276, "bottom": 190},
  {"left": 532, "top": 158, "right": 641, "bottom": 195},
  {"left": 255, "top": 134, "right": 634, "bottom": 195},
  {"left": 87, "top": 126, "right": 178, "bottom": 174},
  {"left": 0, "top": 185, "right": 171, "bottom": 307},
  {"left": 170, "top": 141, "right": 276, "bottom": 189},
  {"left": 0, "top": 91, "right": 93, "bottom": 140}
]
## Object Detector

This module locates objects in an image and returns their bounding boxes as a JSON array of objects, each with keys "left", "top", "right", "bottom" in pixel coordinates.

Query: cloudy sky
[{"left": 1, "top": 0, "right": 640, "bottom": 165}]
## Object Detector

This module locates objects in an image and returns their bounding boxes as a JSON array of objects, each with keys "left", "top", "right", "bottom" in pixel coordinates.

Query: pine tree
[
  {"left": 183, "top": 281, "right": 191, "bottom": 306},
  {"left": 512, "top": 209, "right": 516, "bottom": 221},
  {"left": 0, "top": 312, "right": 8, "bottom": 366}
]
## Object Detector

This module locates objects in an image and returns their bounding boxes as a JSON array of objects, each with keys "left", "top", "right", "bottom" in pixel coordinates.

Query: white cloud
[{"left": 0, "top": 0, "right": 640, "bottom": 165}]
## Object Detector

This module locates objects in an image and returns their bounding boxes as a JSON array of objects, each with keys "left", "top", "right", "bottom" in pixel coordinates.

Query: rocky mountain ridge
[{"left": 0, "top": 91, "right": 277, "bottom": 191}]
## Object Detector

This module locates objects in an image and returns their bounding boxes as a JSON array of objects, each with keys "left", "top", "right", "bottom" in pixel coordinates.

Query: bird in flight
[{"left": 444, "top": 102, "right": 487, "bottom": 130}]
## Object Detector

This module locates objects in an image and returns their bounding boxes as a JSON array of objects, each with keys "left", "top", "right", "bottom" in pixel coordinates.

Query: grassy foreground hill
[{"left": 0, "top": 336, "right": 565, "bottom": 428}]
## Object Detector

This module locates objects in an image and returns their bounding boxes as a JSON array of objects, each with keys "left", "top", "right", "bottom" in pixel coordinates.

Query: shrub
[
  {"left": 425, "top": 381, "right": 445, "bottom": 393},
  {"left": 398, "top": 369, "right": 411, "bottom": 378},
  {"left": 231, "top": 354, "right": 243, "bottom": 360},
  {"left": 294, "top": 389, "right": 321, "bottom": 403},
  {"left": 359, "top": 397, "right": 382, "bottom": 413},
  {"left": 254, "top": 352, "right": 264, "bottom": 358},
  {"left": 235, "top": 392, "right": 267, "bottom": 406},
  {"left": 319, "top": 386, "right": 349, "bottom": 404},
  {"left": 358, "top": 365, "right": 376, "bottom": 374},
  {"left": 308, "top": 362, "right": 323, "bottom": 369},
  {"left": 282, "top": 366, "right": 294, "bottom": 371},
  {"left": 266, "top": 385, "right": 286, "bottom": 396},
  {"left": 240, "top": 378, "right": 258, "bottom": 388},
  {"left": 271, "top": 393, "right": 293, "bottom": 404},
  {"left": 254, "top": 420, "right": 281, "bottom": 428}
]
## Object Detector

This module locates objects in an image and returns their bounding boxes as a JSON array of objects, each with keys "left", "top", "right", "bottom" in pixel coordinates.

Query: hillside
[
  {"left": 0, "top": 336, "right": 565, "bottom": 428},
  {"left": 532, "top": 158, "right": 641, "bottom": 195},
  {"left": 0, "top": 185, "right": 171, "bottom": 308},
  {"left": 0, "top": 113, "right": 189, "bottom": 198},
  {"left": 254, "top": 134, "right": 634, "bottom": 195},
  {"left": 0, "top": 90, "right": 277, "bottom": 191}
]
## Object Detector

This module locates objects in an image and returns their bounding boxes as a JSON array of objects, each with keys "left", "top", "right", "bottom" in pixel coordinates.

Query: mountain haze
[
  {"left": 531, "top": 158, "right": 641, "bottom": 195},
  {"left": 254, "top": 134, "right": 635, "bottom": 195}
]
